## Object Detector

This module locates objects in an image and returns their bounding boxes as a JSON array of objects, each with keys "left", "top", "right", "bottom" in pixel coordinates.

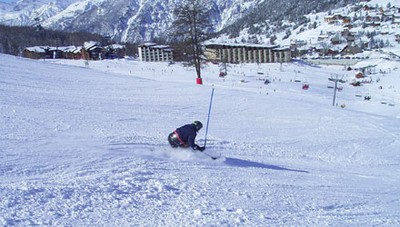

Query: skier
[{"left": 168, "top": 121, "right": 205, "bottom": 151}]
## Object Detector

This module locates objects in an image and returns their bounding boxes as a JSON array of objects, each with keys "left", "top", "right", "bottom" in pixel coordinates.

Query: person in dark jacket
[{"left": 168, "top": 121, "right": 205, "bottom": 151}]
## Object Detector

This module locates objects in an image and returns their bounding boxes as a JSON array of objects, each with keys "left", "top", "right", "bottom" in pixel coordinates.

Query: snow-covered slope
[{"left": 1, "top": 54, "right": 399, "bottom": 225}]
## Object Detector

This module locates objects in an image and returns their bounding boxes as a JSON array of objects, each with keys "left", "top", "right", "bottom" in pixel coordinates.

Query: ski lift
[{"left": 327, "top": 81, "right": 334, "bottom": 89}]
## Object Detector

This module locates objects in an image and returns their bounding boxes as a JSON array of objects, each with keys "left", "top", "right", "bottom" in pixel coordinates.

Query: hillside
[
  {"left": 0, "top": 0, "right": 386, "bottom": 45},
  {"left": 1, "top": 53, "right": 399, "bottom": 225},
  {"left": 213, "top": 0, "right": 400, "bottom": 57}
]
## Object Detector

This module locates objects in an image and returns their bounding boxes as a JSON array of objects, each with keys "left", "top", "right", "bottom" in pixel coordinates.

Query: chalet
[
  {"left": 23, "top": 46, "right": 83, "bottom": 59},
  {"left": 343, "top": 23, "right": 354, "bottom": 30},
  {"left": 312, "top": 43, "right": 342, "bottom": 57},
  {"left": 296, "top": 46, "right": 310, "bottom": 57},
  {"left": 341, "top": 29, "right": 351, "bottom": 37},
  {"left": 331, "top": 36, "right": 341, "bottom": 45},
  {"left": 62, "top": 46, "right": 83, "bottom": 60},
  {"left": 329, "top": 44, "right": 346, "bottom": 56},
  {"left": 382, "top": 11, "right": 394, "bottom": 22},
  {"left": 393, "top": 14, "right": 400, "bottom": 25},
  {"left": 346, "top": 34, "right": 356, "bottom": 43},
  {"left": 22, "top": 42, "right": 127, "bottom": 60},
  {"left": 48, "top": 47, "right": 64, "bottom": 59},
  {"left": 22, "top": 46, "right": 51, "bottom": 59},
  {"left": 396, "top": 34, "right": 400, "bottom": 43},
  {"left": 341, "top": 45, "right": 363, "bottom": 56},
  {"left": 83, "top": 41, "right": 104, "bottom": 60},
  {"left": 364, "top": 21, "right": 381, "bottom": 28},
  {"left": 359, "top": 37, "right": 370, "bottom": 49},
  {"left": 104, "top": 44, "right": 126, "bottom": 59},
  {"left": 204, "top": 43, "right": 291, "bottom": 64},
  {"left": 290, "top": 39, "right": 307, "bottom": 49},
  {"left": 290, "top": 40, "right": 308, "bottom": 57},
  {"left": 324, "top": 14, "right": 348, "bottom": 24},
  {"left": 318, "top": 35, "right": 329, "bottom": 41},
  {"left": 365, "top": 13, "right": 381, "bottom": 22},
  {"left": 138, "top": 43, "right": 173, "bottom": 62},
  {"left": 363, "top": 4, "right": 376, "bottom": 11},
  {"left": 326, "top": 48, "right": 340, "bottom": 56}
]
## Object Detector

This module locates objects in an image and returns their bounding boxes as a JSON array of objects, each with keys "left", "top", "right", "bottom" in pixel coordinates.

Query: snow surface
[{"left": 1, "top": 54, "right": 400, "bottom": 226}]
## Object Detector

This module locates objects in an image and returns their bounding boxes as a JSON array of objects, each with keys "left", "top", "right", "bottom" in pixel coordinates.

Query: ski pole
[{"left": 204, "top": 88, "right": 215, "bottom": 148}]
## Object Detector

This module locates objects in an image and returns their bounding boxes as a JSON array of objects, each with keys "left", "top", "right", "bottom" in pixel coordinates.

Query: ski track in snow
[{"left": 1, "top": 54, "right": 400, "bottom": 226}]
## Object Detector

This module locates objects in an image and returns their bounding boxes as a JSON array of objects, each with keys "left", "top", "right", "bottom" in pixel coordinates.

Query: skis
[{"left": 201, "top": 151, "right": 221, "bottom": 160}]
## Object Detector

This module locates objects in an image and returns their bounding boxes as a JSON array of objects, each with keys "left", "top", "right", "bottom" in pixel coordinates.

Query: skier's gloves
[{"left": 194, "top": 145, "right": 205, "bottom": 152}]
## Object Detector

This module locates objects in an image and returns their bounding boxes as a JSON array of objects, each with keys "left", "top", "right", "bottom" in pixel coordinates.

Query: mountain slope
[{"left": 0, "top": 0, "right": 357, "bottom": 43}]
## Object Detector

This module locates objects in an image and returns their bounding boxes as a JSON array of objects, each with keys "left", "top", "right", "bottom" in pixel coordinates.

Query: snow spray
[{"left": 204, "top": 88, "right": 215, "bottom": 148}]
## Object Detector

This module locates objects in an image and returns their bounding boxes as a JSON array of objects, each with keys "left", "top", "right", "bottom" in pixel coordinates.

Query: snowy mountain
[
  {"left": 1, "top": 51, "right": 400, "bottom": 225},
  {"left": 0, "top": 0, "right": 253, "bottom": 43},
  {"left": 0, "top": 0, "right": 77, "bottom": 26},
  {"left": 0, "top": 0, "right": 399, "bottom": 49},
  {"left": 0, "top": 0, "right": 364, "bottom": 44}
]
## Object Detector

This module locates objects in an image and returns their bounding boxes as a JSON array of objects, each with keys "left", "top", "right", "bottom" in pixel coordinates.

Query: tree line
[{"left": 0, "top": 25, "right": 137, "bottom": 56}]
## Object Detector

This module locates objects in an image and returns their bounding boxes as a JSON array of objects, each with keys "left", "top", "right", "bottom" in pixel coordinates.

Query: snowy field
[{"left": 1, "top": 53, "right": 400, "bottom": 226}]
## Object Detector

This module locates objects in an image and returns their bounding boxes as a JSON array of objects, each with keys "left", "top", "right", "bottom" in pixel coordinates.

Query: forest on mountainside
[{"left": 0, "top": 25, "right": 136, "bottom": 56}]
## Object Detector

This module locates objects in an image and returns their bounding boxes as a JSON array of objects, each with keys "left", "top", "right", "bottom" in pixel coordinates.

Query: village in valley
[
  {"left": 21, "top": 1, "right": 400, "bottom": 64},
  {"left": 289, "top": 0, "right": 400, "bottom": 60}
]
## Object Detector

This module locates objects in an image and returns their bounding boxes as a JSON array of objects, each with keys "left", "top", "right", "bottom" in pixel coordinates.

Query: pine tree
[{"left": 170, "top": 0, "right": 212, "bottom": 80}]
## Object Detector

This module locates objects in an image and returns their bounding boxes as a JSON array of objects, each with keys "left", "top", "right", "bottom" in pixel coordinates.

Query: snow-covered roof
[
  {"left": 25, "top": 46, "right": 82, "bottom": 54},
  {"left": 63, "top": 46, "right": 82, "bottom": 53},
  {"left": 83, "top": 41, "right": 101, "bottom": 50},
  {"left": 139, "top": 43, "right": 157, "bottom": 47},
  {"left": 139, "top": 43, "right": 172, "bottom": 50},
  {"left": 107, "top": 44, "right": 126, "bottom": 49},
  {"left": 204, "top": 41, "right": 279, "bottom": 49},
  {"left": 25, "top": 46, "right": 48, "bottom": 53}
]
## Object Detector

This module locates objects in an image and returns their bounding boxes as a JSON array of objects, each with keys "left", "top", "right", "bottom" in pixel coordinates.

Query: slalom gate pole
[{"left": 204, "top": 88, "right": 215, "bottom": 148}]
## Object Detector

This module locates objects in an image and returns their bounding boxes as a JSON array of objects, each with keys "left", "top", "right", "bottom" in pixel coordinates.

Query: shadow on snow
[{"left": 224, "top": 157, "right": 309, "bottom": 173}]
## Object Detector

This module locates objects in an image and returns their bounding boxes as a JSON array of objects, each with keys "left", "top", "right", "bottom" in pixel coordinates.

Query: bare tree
[{"left": 171, "top": 0, "right": 212, "bottom": 80}]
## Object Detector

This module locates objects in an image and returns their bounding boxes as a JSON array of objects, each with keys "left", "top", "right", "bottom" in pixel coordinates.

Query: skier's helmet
[{"left": 193, "top": 121, "right": 203, "bottom": 131}]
